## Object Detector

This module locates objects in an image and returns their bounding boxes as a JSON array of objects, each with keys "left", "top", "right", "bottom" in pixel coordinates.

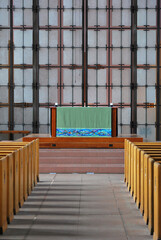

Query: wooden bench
[
  {"left": 0, "top": 139, "right": 39, "bottom": 235},
  {"left": 153, "top": 161, "right": 161, "bottom": 240},
  {"left": 0, "top": 156, "right": 8, "bottom": 234}
]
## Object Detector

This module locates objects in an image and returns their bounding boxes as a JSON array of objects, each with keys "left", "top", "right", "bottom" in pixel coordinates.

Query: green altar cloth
[{"left": 56, "top": 107, "right": 112, "bottom": 137}]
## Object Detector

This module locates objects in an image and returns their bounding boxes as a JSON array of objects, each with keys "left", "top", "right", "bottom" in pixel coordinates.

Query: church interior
[{"left": 0, "top": 0, "right": 161, "bottom": 239}]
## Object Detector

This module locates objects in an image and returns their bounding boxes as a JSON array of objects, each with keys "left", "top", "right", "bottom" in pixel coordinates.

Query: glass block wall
[{"left": 0, "top": 0, "right": 160, "bottom": 141}]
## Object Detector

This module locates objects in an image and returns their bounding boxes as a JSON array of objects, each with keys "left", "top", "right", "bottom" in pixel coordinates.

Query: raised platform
[{"left": 23, "top": 134, "right": 143, "bottom": 149}]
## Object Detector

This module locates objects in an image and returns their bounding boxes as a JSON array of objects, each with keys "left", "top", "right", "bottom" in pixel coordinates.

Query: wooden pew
[
  {"left": 0, "top": 156, "right": 8, "bottom": 234},
  {"left": 153, "top": 161, "right": 161, "bottom": 240},
  {"left": 0, "top": 153, "right": 14, "bottom": 224}
]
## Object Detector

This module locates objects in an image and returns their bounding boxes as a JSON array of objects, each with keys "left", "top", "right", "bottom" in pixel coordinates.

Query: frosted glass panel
[
  {"left": 88, "top": 70, "right": 96, "bottom": 85},
  {"left": 0, "top": 49, "right": 8, "bottom": 64},
  {"left": 112, "top": 87, "right": 121, "bottom": 103},
  {"left": 49, "top": 87, "right": 58, "bottom": 103},
  {"left": 88, "top": 87, "right": 96, "bottom": 103},
  {"left": 137, "top": 69, "right": 146, "bottom": 85},
  {"left": 137, "top": 10, "right": 146, "bottom": 26},
  {"left": 0, "top": 9, "right": 9, "bottom": 26},
  {"left": 0, "top": 30, "right": 10, "bottom": 47},
  {"left": 0, "top": 69, "right": 8, "bottom": 85},
  {"left": 122, "top": 108, "right": 131, "bottom": 124},
  {"left": 98, "top": 70, "right": 107, "bottom": 85},
  {"left": 0, "top": 108, "right": 8, "bottom": 124},
  {"left": 98, "top": 87, "right": 107, "bottom": 104},
  {"left": 14, "top": 108, "right": 23, "bottom": 124},
  {"left": 122, "top": 87, "right": 130, "bottom": 103},
  {"left": 147, "top": 87, "right": 155, "bottom": 102},
  {"left": 39, "top": 108, "right": 48, "bottom": 124},
  {"left": 137, "top": 87, "right": 146, "bottom": 103},
  {"left": 147, "top": 108, "right": 155, "bottom": 124},
  {"left": 137, "top": 108, "right": 145, "bottom": 124},
  {"left": 0, "top": 87, "right": 8, "bottom": 103},
  {"left": 63, "top": 10, "right": 82, "bottom": 26},
  {"left": 24, "top": 108, "right": 33, "bottom": 124}
]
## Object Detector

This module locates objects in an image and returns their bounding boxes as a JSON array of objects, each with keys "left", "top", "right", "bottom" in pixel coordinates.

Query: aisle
[{"left": 0, "top": 174, "right": 152, "bottom": 240}]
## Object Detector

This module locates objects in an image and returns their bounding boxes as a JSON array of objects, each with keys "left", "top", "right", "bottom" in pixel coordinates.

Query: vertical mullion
[
  {"left": 9, "top": 0, "right": 14, "bottom": 139},
  {"left": 59, "top": 0, "right": 62, "bottom": 106},
  {"left": 131, "top": 0, "right": 137, "bottom": 134},
  {"left": 83, "top": 0, "right": 87, "bottom": 106},
  {"left": 108, "top": 0, "right": 111, "bottom": 106},
  {"left": 72, "top": 0, "right": 74, "bottom": 106},
  {"left": 33, "top": 0, "right": 39, "bottom": 133},
  {"left": 120, "top": 2, "right": 123, "bottom": 134},
  {"left": 156, "top": 0, "right": 161, "bottom": 140}
]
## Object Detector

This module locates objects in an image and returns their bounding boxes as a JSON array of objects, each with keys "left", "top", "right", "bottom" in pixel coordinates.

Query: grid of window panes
[
  {"left": 87, "top": 0, "right": 131, "bottom": 135},
  {"left": 0, "top": 0, "right": 159, "bottom": 140},
  {"left": 39, "top": 0, "right": 83, "bottom": 133},
  {"left": 137, "top": 0, "right": 156, "bottom": 141}
]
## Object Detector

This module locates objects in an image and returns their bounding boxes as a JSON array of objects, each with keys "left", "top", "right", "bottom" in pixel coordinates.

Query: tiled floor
[{"left": 0, "top": 174, "right": 153, "bottom": 240}]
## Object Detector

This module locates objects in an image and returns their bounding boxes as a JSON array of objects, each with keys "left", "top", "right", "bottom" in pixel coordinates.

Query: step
[
  {"left": 39, "top": 156, "right": 124, "bottom": 164},
  {"left": 39, "top": 164, "right": 124, "bottom": 174},
  {"left": 39, "top": 150, "right": 124, "bottom": 158}
]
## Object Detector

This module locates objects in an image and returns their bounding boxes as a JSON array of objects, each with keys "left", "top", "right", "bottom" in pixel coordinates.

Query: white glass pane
[
  {"left": 39, "top": 108, "right": 48, "bottom": 124},
  {"left": 0, "top": 9, "right": 9, "bottom": 26},
  {"left": 98, "top": 69, "right": 107, "bottom": 85},
  {"left": 137, "top": 10, "right": 146, "bottom": 26},
  {"left": 88, "top": 70, "right": 96, "bottom": 85},
  {"left": 49, "top": 69, "right": 58, "bottom": 85},
  {"left": 63, "top": 10, "right": 82, "bottom": 26},
  {"left": 122, "top": 87, "right": 130, "bottom": 103},
  {"left": 0, "top": 108, "right": 8, "bottom": 124},
  {"left": 98, "top": 31, "right": 107, "bottom": 47},
  {"left": 39, "top": 48, "right": 48, "bottom": 64},
  {"left": 49, "top": 0, "right": 58, "bottom": 8},
  {"left": 88, "top": 87, "right": 96, "bottom": 103},
  {"left": 24, "top": 49, "right": 32, "bottom": 64},
  {"left": 137, "top": 87, "right": 145, "bottom": 103},
  {"left": 122, "top": 69, "right": 131, "bottom": 86},
  {"left": 0, "top": 49, "right": 8, "bottom": 64},
  {"left": 63, "top": 87, "right": 72, "bottom": 103},
  {"left": 138, "top": 0, "right": 146, "bottom": 8},
  {"left": 49, "top": 49, "right": 58, "bottom": 65},
  {"left": 0, "top": 86, "right": 8, "bottom": 102},
  {"left": 137, "top": 49, "right": 146, "bottom": 64},
  {"left": 112, "top": 0, "right": 121, "bottom": 8},
  {"left": 0, "top": 30, "right": 10, "bottom": 47},
  {"left": 74, "top": 87, "right": 82, "bottom": 104},
  {"left": 49, "top": 87, "right": 58, "bottom": 103},
  {"left": 88, "top": 10, "right": 96, "bottom": 26},
  {"left": 112, "top": 87, "right": 121, "bottom": 103},
  {"left": 112, "top": 69, "right": 121, "bottom": 85},
  {"left": 39, "top": 0, "right": 48, "bottom": 8},
  {"left": 88, "top": 31, "right": 96, "bottom": 47},
  {"left": 24, "top": 108, "right": 33, "bottom": 124},
  {"left": 147, "top": 87, "right": 155, "bottom": 102},
  {"left": 24, "top": 87, "right": 33, "bottom": 103},
  {"left": 137, "top": 69, "right": 146, "bottom": 85},
  {"left": 98, "top": 87, "right": 107, "bottom": 104},
  {"left": 88, "top": 49, "right": 96, "bottom": 65},
  {"left": 64, "top": 30, "right": 81, "bottom": 47},
  {"left": 137, "top": 30, "right": 146, "bottom": 47},
  {"left": 24, "top": 69, "right": 33, "bottom": 86},
  {"left": 39, "top": 87, "right": 48, "bottom": 103},
  {"left": 0, "top": 69, "right": 8, "bottom": 85},
  {"left": 122, "top": 31, "right": 131, "bottom": 47},
  {"left": 49, "top": 30, "right": 58, "bottom": 47},
  {"left": 39, "top": 69, "right": 48, "bottom": 86},
  {"left": 137, "top": 108, "right": 145, "bottom": 124},
  {"left": 98, "top": 10, "right": 107, "bottom": 26},
  {"left": 147, "top": 31, "right": 156, "bottom": 47},
  {"left": 14, "top": 108, "right": 23, "bottom": 124},
  {"left": 49, "top": 10, "right": 58, "bottom": 26},
  {"left": 39, "top": 10, "right": 48, "bottom": 26},
  {"left": 98, "top": 49, "right": 107, "bottom": 65},
  {"left": 147, "top": 69, "right": 156, "bottom": 85},
  {"left": 122, "top": 10, "right": 131, "bottom": 26},
  {"left": 122, "top": 0, "right": 131, "bottom": 8},
  {"left": 112, "top": 10, "right": 121, "bottom": 26},
  {"left": 112, "top": 31, "right": 121, "bottom": 47},
  {"left": 24, "top": 31, "right": 32, "bottom": 47},
  {"left": 14, "top": 9, "right": 23, "bottom": 26},
  {"left": 14, "top": 30, "right": 23, "bottom": 47},
  {"left": 147, "top": 108, "right": 155, "bottom": 124},
  {"left": 39, "top": 31, "right": 48, "bottom": 47},
  {"left": 147, "top": 0, "right": 156, "bottom": 8},
  {"left": 14, "top": 69, "right": 23, "bottom": 85},
  {"left": 24, "top": 0, "right": 32, "bottom": 8},
  {"left": 112, "top": 49, "right": 121, "bottom": 65},
  {"left": 14, "top": 48, "right": 23, "bottom": 64},
  {"left": 122, "top": 49, "right": 131, "bottom": 65},
  {"left": 122, "top": 108, "right": 131, "bottom": 124},
  {"left": 24, "top": 10, "right": 33, "bottom": 26},
  {"left": 0, "top": 0, "right": 9, "bottom": 8},
  {"left": 147, "top": 49, "right": 156, "bottom": 65},
  {"left": 14, "top": 87, "right": 23, "bottom": 102},
  {"left": 147, "top": 10, "right": 156, "bottom": 26},
  {"left": 147, "top": 126, "right": 155, "bottom": 141}
]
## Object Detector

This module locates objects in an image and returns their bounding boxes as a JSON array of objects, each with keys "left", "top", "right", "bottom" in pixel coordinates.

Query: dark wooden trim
[
  {"left": 51, "top": 107, "right": 56, "bottom": 137},
  {"left": 112, "top": 108, "right": 117, "bottom": 137}
]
